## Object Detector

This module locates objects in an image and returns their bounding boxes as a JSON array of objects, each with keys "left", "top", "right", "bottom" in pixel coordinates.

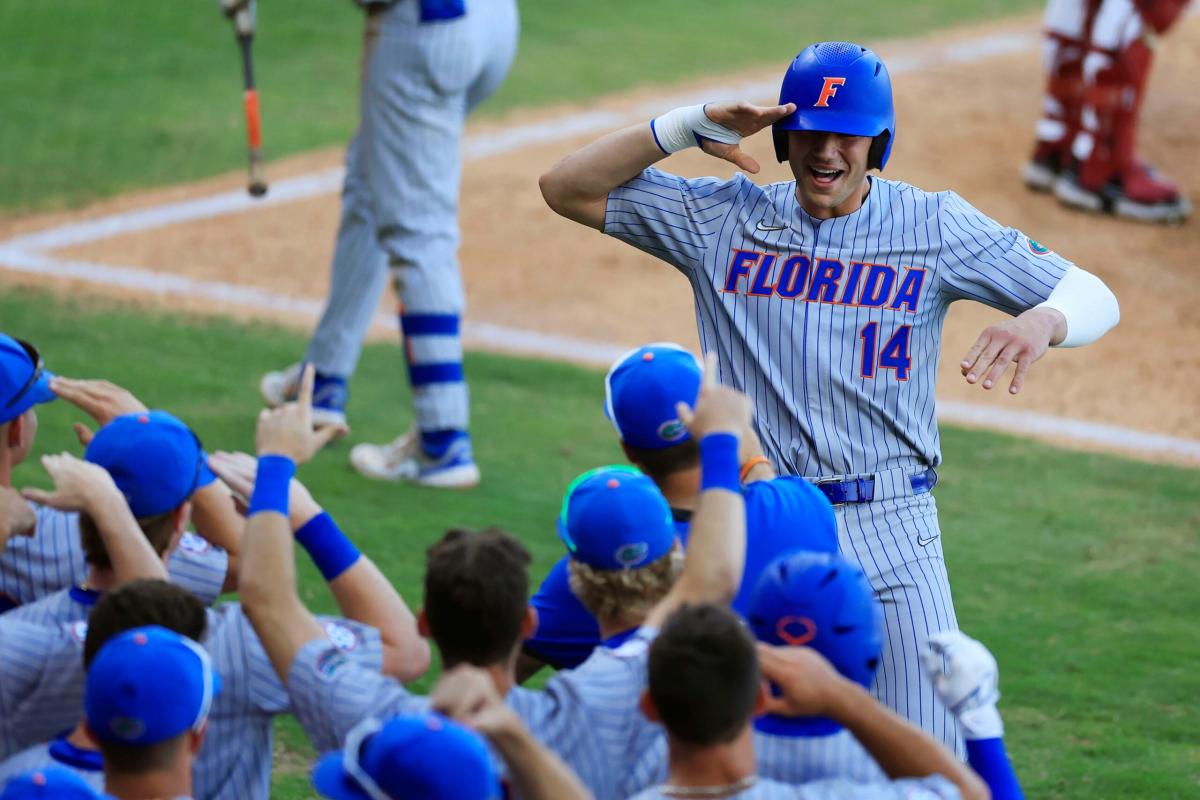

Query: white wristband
[
  {"left": 650, "top": 104, "right": 741, "bottom": 155},
  {"left": 1035, "top": 265, "right": 1120, "bottom": 348}
]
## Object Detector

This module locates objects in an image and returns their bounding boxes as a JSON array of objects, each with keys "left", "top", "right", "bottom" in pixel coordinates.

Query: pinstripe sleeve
[
  {"left": 603, "top": 168, "right": 738, "bottom": 274},
  {"left": 0, "top": 620, "right": 86, "bottom": 759},
  {"left": 166, "top": 533, "right": 229, "bottom": 606},
  {"left": 936, "top": 191, "right": 1071, "bottom": 314},
  {"left": 287, "top": 639, "right": 427, "bottom": 753}
]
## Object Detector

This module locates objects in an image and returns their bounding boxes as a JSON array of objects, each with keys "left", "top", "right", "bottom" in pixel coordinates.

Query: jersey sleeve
[
  {"left": 603, "top": 168, "right": 739, "bottom": 273},
  {"left": 166, "top": 533, "right": 229, "bottom": 607},
  {"left": 0, "top": 505, "right": 86, "bottom": 609},
  {"left": 935, "top": 191, "right": 1071, "bottom": 314},
  {"left": 287, "top": 638, "right": 425, "bottom": 753},
  {"left": 789, "top": 775, "right": 962, "bottom": 799},
  {"left": 0, "top": 620, "right": 86, "bottom": 759},
  {"left": 523, "top": 555, "right": 602, "bottom": 670}
]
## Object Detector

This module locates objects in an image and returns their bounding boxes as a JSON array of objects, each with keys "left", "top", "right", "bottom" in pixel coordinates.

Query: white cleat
[
  {"left": 259, "top": 362, "right": 349, "bottom": 429},
  {"left": 350, "top": 429, "right": 480, "bottom": 488}
]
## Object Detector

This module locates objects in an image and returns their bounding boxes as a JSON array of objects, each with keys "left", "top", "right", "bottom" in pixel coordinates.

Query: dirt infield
[{"left": 2, "top": 12, "right": 1198, "bottom": 461}]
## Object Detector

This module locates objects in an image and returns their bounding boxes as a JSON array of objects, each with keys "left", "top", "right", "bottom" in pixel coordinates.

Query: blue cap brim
[
  {"left": 312, "top": 753, "right": 373, "bottom": 800},
  {"left": 0, "top": 369, "right": 56, "bottom": 425},
  {"left": 753, "top": 712, "right": 842, "bottom": 738}
]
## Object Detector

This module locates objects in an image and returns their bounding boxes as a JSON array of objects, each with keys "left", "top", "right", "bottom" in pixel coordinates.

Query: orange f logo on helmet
[{"left": 815, "top": 76, "right": 846, "bottom": 107}]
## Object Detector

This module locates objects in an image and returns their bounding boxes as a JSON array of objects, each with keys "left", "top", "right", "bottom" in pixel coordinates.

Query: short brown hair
[
  {"left": 85, "top": 579, "right": 208, "bottom": 668},
  {"left": 80, "top": 509, "right": 177, "bottom": 570},
  {"left": 623, "top": 439, "right": 700, "bottom": 482},
  {"left": 423, "top": 528, "right": 531, "bottom": 668},
  {"left": 567, "top": 543, "right": 682, "bottom": 626}
]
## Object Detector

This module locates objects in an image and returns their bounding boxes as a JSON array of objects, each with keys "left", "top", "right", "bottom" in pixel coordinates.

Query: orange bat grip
[{"left": 243, "top": 90, "right": 262, "bottom": 150}]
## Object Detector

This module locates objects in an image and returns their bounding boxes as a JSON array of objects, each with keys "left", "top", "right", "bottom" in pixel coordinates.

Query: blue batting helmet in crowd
[
  {"left": 747, "top": 551, "right": 883, "bottom": 736},
  {"left": 773, "top": 41, "right": 896, "bottom": 170}
]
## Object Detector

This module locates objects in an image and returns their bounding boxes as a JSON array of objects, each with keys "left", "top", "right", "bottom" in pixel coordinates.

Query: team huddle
[{"left": 0, "top": 8, "right": 1141, "bottom": 800}]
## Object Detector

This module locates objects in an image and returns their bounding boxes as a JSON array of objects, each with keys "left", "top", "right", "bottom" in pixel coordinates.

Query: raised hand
[
  {"left": 675, "top": 351, "right": 752, "bottom": 439},
  {"left": 254, "top": 366, "right": 345, "bottom": 463},
  {"left": 21, "top": 452, "right": 123, "bottom": 513},
  {"left": 0, "top": 486, "right": 36, "bottom": 548},
  {"left": 431, "top": 665, "right": 519, "bottom": 738},
  {"left": 51, "top": 377, "right": 149, "bottom": 446},
  {"left": 698, "top": 101, "right": 796, "bottom": 174},
  {"left": 960, "top": 307, "right": 1065, "bottom": 394},
  {"left": 757, "top": 643, "right": 844, "bottom": 719},
  {"left": 208, "top": 449, "right": 321, "bottom": 528}
]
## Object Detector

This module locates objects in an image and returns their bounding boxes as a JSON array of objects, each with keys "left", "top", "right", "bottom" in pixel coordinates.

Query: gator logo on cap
[
  {"left": 614, "top": 542, "right": 650, "bottom": 568},
  {"left": 657, "top": 419, "right": 687, "bottom": 442},
  {"left": 1026, "top": 238, "right": 1053, "bottom": 256},
  {"left": 109, "top": 716, "right": 147, "bottom": 741}
]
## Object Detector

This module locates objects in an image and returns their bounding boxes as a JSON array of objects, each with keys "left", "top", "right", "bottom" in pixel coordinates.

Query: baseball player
[
  {"left": 523, "top": 343, "right": 838, "bottom": 676},
  {"left": 0, "top": 338, "right": 232, "bottom": 612},
  {"left": 0, "top": 579, "right": 209, "bottom": 793},
  {"left": 235, "top": 362, "right": 750, "bottom": 800},
  {"left": 259, "top": 0, "right": 520, "bottom": 488},
  {"left": 627, "top": 603, "right": 985, "bottom": 800},
  {"left": 540, "top": 41, "right": 1121, "bottom": 751},
  {"left": 1025, "top": 0, "right": 1191, "bottom": 221}
]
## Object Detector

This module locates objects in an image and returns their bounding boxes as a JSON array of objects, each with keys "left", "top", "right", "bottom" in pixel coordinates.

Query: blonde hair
[{"left": 567, "top": 543, "right": 684, "bottom": 627}]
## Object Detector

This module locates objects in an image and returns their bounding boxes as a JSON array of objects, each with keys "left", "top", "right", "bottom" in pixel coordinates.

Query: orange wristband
[{"left": 739, "top": 455, "right": 771, "bottom": 483}]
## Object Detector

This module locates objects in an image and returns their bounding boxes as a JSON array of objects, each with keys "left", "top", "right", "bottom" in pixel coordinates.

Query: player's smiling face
[{"left": 787, "top": 131, "right": 873, "bottom": 220}]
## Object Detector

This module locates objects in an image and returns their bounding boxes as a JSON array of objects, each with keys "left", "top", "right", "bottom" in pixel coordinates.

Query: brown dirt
[{"left": 2, "top": 12, "right": 1198, "bottom": 461}]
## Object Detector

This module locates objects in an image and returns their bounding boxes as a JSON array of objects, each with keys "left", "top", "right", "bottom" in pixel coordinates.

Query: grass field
[
  {"left": 0, "top": 0, "right": 1041, "bottom": 213},
  {"left": 5, "top": 291, "right": 1198, "bottom": 799}
]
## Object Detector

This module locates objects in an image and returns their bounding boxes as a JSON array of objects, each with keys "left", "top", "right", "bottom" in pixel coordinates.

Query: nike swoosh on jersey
[
  {"left": 755, "top": 221, "right": 789, "bottom": 231},
  {"left": 916, "top": 534, "right": 939, "bottom": 546}
]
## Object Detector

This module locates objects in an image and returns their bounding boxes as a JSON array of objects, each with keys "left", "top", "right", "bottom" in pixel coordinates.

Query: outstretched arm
[
  {"left": 539, "top": 101, "right": 795, "bottom": 230},
  {"left": 759, "top": 644, "right": 989, "bottom": 800}
]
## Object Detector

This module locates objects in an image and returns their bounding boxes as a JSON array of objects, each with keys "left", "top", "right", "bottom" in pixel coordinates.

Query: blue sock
[{"left": 420, "top": 428, "right": 468, "bottom": 458}]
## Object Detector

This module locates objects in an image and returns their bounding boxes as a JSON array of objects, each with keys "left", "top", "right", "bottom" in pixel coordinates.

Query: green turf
[
  {"left": 4, "top": 290, "right": 1198, "bottom": 799},
  {"left": 0, "top": 0, "right": 1042, "bottom": 213}
]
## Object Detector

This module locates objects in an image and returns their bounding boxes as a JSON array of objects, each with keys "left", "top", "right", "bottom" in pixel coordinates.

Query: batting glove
[{"left": 922, "top": 630, "right": 1004, "bottom": 740}]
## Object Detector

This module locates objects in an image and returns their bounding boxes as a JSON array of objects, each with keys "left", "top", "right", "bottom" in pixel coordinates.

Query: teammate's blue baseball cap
[
  {"left": 604, "top": 343, "right": 702, "bottom": 451},
  {"left": 558, "top": 466, "right": 677, "bottom": 571},
  {"left": 84, "top": 410, "right": 217, "bottom": 518},
  {"left": 0, "top": 334, "right": 55, "bottom": 426},
  {"left": 312, "top": 714, "right": 501, "bottom": 800},
  {"left": 747, "top": 551, "right": 883, "bottom": 736},
  {"left": 85, "top": 625, "right": 221, "bottom": 747},
  {"left": 0, "top": 768, "right": 103, "bottom": 800}
]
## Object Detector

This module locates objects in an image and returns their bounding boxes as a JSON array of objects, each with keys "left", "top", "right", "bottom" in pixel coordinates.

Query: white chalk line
[{"left": 1, "top": 24, "right": 1197, "bottom": 464}]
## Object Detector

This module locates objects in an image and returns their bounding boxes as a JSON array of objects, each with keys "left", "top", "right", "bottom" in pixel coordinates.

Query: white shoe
[
  {"left": 259, "top": 362, "right": 348, "bottom": 428},
  {"left": 350, "top": 429, "right": 480, "bottom": 488}
]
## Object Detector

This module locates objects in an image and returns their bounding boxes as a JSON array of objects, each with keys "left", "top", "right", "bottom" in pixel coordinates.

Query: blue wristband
[
  {"left": 247, "top": 455, "right": 295, "bottom": 516},
  {"left": 295, "top": 512, "right": 361, "bottom": 582},
  {"left": 700, "top": 433, "right": 740, "bottom": 492}
]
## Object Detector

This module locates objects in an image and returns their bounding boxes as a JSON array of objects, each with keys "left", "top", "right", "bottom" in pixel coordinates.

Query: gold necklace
[{"left": 659, "top": 775, "right": 757, "bottom": 798}]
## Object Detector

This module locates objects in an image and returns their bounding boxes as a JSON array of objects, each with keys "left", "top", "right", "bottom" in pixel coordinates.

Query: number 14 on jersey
[{"left": 860, "top": 322, "right": 912, "bottom": 380}]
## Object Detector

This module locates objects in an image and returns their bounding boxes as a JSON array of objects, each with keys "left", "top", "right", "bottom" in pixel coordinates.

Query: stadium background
[{"left": 0, "top": 1, "right": 1197, "bottom": 797}]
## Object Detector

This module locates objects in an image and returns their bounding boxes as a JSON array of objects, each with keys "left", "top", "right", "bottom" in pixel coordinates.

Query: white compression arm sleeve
[
  {"left": 1036, "top": 265, "right": 1120, "bottom": 348},
  {"left": 650, "top": 104, "right": 741, "bottom": 154}
]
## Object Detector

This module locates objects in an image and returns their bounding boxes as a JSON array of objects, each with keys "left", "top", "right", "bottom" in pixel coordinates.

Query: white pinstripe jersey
[
  {"left": 630, "top": 728, "right": 886, "bottom": 790},
  {"left": 287, "top": 630, "right": 663, "bottom": 800},
  {"left": 0, "top": 739, "right": 105, "bottom": 794},
  {"left": 193, "top": 604, "right": 382, "bottom": 800},
  {"left": 0, "top": 504, "right": 228, "bottom": 611},
  {"left": 628, "top": 774, "right": 960, "bottom": 799},
  {"left": 0, "top": 617, "right": 87, "bottom": 759},
  {"left": 605, "top": 171, "right": 1071, "bottom": 477}
]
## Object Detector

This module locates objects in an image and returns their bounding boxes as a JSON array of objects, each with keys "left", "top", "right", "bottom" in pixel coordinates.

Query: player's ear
[
  {"left": 191, "top": 720, "right": 209, "bottom": 754},
  {"left": 416, "top": 608, "right": 431, "bottom": 639},
  {"left": 4, "top": 415, "right": 23, "bottom": 448},
  {"left": 638, "top": 690, "right": 661, "bottom": 723},
  {"left": 522, "top": 605, "right": 539, "bottom": 639}
]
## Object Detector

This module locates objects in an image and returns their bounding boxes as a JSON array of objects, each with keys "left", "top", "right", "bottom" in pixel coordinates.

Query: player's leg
[
  {"left": 1025, "top": 0, "right": 1096, "bottom": 190},
  {"left": 837, "top": 496, "right": 963, "bottom": 756},
  {"left": 1055, "top": 0, "right": 1191, "bottom": 221},
  {"left": 348, "top": 0, "right": 519, "bottom": 486}
]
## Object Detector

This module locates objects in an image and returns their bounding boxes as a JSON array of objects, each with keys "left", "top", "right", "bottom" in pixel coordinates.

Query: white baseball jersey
[
  {"left": 193, "top": 604, "right": 382, "bottom": 800},
  {"left": 0, "top": 617, "right": 87, "bottom": 759},
  {"left": 0, "top": 737, "right": 105, "bottom": 793},
  {"left": 288, "top": 630, "right": 663, "bottom": 800},
  {"left": 628, "top": 774, "right": 960, "bottom": 800},
  {"left": 605, "top": 170, "right": 1071, "bottom": 476},
  {"left": 631, "top": 729, "right": 886, "bottom": 789},
  {"left": 0, "top": 503, "right": 228, "bottom": 612}
]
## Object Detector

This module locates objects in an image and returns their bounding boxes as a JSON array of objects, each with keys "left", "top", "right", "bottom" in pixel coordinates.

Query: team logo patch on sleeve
[
  {"left": 316, "top": 648, "right": 349, "bottom": 677},
  {"left": 1025, "top": 237, "right": 1054, "bottom": 256},
  {"left": 323, "top": 621, "right": 361, "bottom": 652},
  {"left": 70, "top": 621, "right": 89, "bottom": 643},
  {"left": 178, "top": 532, "right": 211, "bottom": 554}
]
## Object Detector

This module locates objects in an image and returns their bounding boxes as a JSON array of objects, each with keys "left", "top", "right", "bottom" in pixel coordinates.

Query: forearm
[
  {"left": 188, "top": 480, "right": 242, "bottom": 592},
  {"left": 829, "top": 681, "right": 988, "bottom": 800},
  {"left": 488, "top": 721, "right": 592, "bottom": 800},
  {"left": 328, "top": 557, "right": 430, "bottom": 682},
  {"left": 539, "top": 123, "right": 665, "bottom": 227},
  {"left": 90, "top": 496, "right": 167, "bottom": 583},
  {"left": 1035, "top": 265, "right": 1119, "bottom": 347}
]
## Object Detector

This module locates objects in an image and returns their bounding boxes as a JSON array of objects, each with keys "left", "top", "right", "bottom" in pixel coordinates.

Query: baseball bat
[{"left": 238, "top": 31, "right": 268, "bottom": 198}]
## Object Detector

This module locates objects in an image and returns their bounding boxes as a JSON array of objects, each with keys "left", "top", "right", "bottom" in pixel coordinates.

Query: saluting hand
[{"left": 699, "top": 101, "right": 796, "bottom": 174}]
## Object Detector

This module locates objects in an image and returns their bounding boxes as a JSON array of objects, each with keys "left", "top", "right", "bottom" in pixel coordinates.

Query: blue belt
[{"left": 815, "top": 467, "right": 938, "bottom": 505}]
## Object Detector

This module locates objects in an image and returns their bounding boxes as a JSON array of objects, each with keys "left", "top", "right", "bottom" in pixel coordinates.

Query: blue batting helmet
[
  {"left": 772, "top": 41, "right": 896, "bottom": 170},
  {"left": 747, "top": 551, "right": 883, "bottom": 736}
]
